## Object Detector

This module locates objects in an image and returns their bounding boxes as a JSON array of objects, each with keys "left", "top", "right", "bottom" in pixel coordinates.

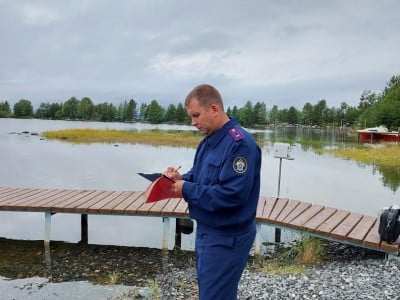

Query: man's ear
[{"left": 210, "top": 104, "right": 219, "bottom": 113}]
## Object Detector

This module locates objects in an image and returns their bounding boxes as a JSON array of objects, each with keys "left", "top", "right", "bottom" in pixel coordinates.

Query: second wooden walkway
[{"left": 0, "top": 187, "right": 398, "bottom": 255}]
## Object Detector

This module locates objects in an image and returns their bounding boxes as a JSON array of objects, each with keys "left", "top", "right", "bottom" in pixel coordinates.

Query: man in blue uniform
[{"left": 165, "top": 84, "right": 261, "bottom": 300}]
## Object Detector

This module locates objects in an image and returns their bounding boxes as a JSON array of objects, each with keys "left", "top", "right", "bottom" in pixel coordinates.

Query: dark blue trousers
[{"left": 195, "top": 224, "right": 256, "bottom": 300}]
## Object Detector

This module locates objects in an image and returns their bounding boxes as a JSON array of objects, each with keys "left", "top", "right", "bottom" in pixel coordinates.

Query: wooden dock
[{"left": 0, "top": 187, "right": 398, "bottom": 255}]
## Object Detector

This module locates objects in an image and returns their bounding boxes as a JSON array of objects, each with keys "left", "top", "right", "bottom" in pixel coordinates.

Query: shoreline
[{"left": 1, "top": 238, "right": 399, "bottom": 299}]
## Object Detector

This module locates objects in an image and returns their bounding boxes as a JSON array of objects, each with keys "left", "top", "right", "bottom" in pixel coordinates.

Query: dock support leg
[
  {"left": 275, "top": 228, "right": 281, "bottom": 243},
  {"left": 80, "top": 214, "right": 88, "bottom": 244},
  {"left": 254, "top": 223, "right": 261, "bottom": 256},
  {"left": 175, "top": 218, "right": 182, "bottom": 250},
  {"left": 44, "top": 212, "right": 52, "bottom": 272},
  {"left": 162, "top": 217, "right": 170, "bottom": 251},
  {"left": 44, "top": 212, "right": 51, "bottom": 246}
]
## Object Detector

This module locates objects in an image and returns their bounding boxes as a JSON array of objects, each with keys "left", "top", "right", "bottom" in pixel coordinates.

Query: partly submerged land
[{"left": 42, "top": 128, "right": 400, "bottom": 167}]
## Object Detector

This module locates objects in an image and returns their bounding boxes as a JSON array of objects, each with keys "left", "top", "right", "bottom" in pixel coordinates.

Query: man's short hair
[{"left": 185, "top": 84, "right": 224, "bottom": 110}]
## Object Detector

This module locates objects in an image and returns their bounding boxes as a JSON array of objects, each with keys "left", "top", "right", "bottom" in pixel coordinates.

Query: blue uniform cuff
[{"left": 182, "top": 181, "right": 196, "bottom": 205}]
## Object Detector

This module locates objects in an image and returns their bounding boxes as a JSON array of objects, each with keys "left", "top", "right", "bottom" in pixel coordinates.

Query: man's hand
[
  {"left": 164, "top": 167, "right": 185, "bottom": 197},
  {"left": 170, "top": 179, "right": 184, "bottom": 196},
  {"left": 164, "top": 166, "right": 183, "bottom": 180}
]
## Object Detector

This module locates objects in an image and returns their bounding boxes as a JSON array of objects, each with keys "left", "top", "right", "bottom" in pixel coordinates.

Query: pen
[{"left": 174, "top": 165, "right": 182, "bottom": 172}]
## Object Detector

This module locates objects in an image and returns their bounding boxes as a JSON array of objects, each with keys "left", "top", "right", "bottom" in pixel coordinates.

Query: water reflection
[
  {"left": 374, "top": 165, "right": 400, "bottom": 191},
  {"left": 267, "top": 126, "right": 400, "bottom": 192},
  {"left": 268, "top": 126, "right": 356, "bottom": 147}
]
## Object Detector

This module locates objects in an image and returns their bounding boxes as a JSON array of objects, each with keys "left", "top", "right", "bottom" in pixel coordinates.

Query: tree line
[{"left": 1, "top": 75, "right": 399, "bottom": 130}]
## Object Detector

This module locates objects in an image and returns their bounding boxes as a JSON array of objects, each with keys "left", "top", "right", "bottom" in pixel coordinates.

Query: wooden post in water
[
  {"left": 174, "top": 218, "right": 194, "bottom": 249},
  {"left": 175, "top": 218, "right": 182, "bottom": 249},
  {"left": 275, "top": 227, "right": 281, "bottom": 243},
  {"left": 81, "top": 214, "right": 88, "bottom": 244}
]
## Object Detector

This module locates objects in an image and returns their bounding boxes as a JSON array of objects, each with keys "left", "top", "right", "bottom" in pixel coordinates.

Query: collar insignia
[{"left": 229, "top": 128, "right": 244, "bottom": 141}]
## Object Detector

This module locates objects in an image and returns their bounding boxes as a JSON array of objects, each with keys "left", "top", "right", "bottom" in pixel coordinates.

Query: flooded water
[{"left": 0, "top": 118, "right": 399, "bottom": 250}]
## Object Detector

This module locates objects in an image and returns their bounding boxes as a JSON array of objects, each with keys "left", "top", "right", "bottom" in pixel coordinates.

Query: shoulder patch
[
  {"left": 229, "top": 127, "right": 244, "bottom": 141},
  {"left": 233, "top": 157, "right": 248, "bottom": 174}
]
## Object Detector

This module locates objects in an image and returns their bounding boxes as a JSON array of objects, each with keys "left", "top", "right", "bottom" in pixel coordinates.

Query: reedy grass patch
[
  {"left": 273, "top": 136, "right": 400, "bottom": 167},
  {"left": 325, "top": 144, "right": 400, "bottom": 167},
  {"left": 42, "top": 128, "right": 203, "bottom": 148},
  {"left": 261, "top": 236, "right": 325, "bottom": 275},
  {"left": 42, "top": 128, "right": 266, "bottom": 148}
]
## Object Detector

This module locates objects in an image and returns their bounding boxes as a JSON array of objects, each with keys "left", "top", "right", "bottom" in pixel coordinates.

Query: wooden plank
[
  {"left": 302, "top": 207, "right": 337, "bottom": 232},
  {"left": 330, "top": 212, "right": 363, "bottom": 240},
  {"left": 70, "top": 191, "right": 115, "bottom": 213},
  {"left": 362, "top": 221, "right": 399, "bottom": 254},
  {"left": 135, "top": 197, "right": 157, "bottom": 214},
  {"left": 61, "top": 190, "right": 108, "bottom": 212},
  {"left": 347, "top": 216, "right": 376, "bottom": 243},
  {"left": 1, "top": 187, "right": 399, "bottom": 255},
  {"left": 0, "top": 188, "right": 39, "bottom": 205},
  {"left": 161, "top": 198, "right": 181, "bottom": 215},
  {"left": 270, "top": 199, "right": 300, "bottom": 224},
  {"left": 28, "top": 190, "right": 78, "bottom": 210},
  {"left": 39, "top": 190, "right": 90, "bottom": 211},
  {"left": 0, "top": 187, "right": 11, "bottom": 194},
  {"left": 99, "top": 191, "right": 135, "bottom": 214},
  {"left": 0, "top": 189, "right": 50, "bottom": 209},
  {"left": 279, "top": 201, "right": 311, "bottom": 225},
  {"left": 16, "top": 189, "right": 65, "bottom": 207},
  {"left": 288, "top": 204, "right": 324, "bottom": 229},
  {"left": 262, "top": 197, "right": 278, "bottom": 220},
  {"left": 362, "top": 218, "right": 381, "bottom": 250},
  {"left": 148, "top": 198, "right": 170, "bottom": 216},
  {"left": 44, "top": 190, "right": 95, "bottom": 211},
  {"left": 380, "top": 241, "right": 400, "bottom": 254},
  {"left": 87, "top": 191, "right": 126, "bottom": 213},
  {"left": 0, "top": 189, "right": 39, "bottom": 206},
  {"left": 111, "top": 191, "right": 143, "bottom": 213},
  {"left": 17, "top": 189, "right": 66, "bottom": 207},
  {"left": 0, "top": 188, "right": 29, "bottom": 200},
  {"left": 173, "top": 198, "right": 188, "bottom": 216},
  {"left": 255, "top": 196, "right": 267, "bottom": 220},
  {"left": 315, "top": 210, "right": 350, "bottom": 235},
  {"left": 124, "top": 193, "right": 149, "bottom": 214},
  {"left": 0, "top": 188, "right": 21, "bottom": 198},
  {"left": 38, "top": 190, "right": 94, "bottom": 210}
]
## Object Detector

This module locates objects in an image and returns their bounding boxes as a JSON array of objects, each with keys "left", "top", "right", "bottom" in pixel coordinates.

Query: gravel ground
[
  {"left": 157, "top": 242, "right": 400, "bottom": 300},
  {"left": 237, "top": 257, "right": 400, "bottom": 300},
  {"left": 1, "top": 238, "right": 399, "bottom": 299}
]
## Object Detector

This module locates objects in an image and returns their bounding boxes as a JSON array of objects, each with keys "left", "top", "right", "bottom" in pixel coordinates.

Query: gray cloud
[{"left": 1, "top": 0, "right": 399, "bottom": 110}]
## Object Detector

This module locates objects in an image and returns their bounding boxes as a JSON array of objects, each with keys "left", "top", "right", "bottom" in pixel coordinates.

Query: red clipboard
[{"left": 143, "top": 175, "right": 181, "bottom": 203}]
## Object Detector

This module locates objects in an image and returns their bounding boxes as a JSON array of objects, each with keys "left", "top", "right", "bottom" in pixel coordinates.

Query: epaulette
[{"left": 228, "top": 127, "right": 244, "bottom": 141}]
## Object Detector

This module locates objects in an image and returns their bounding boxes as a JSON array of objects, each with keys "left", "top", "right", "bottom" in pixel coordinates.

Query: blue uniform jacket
[{"left": 181, "top": 117, "right": 261, "bottom": 234}]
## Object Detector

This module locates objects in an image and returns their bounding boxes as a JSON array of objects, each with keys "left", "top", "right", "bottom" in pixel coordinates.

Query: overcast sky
[{"left": 1, "top": 0, "right": 399, "bottom": 110}]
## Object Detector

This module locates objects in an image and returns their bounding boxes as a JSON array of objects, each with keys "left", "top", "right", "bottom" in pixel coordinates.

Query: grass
[
  {"left": 108, "top": 271, "right": 121, "bottom": 285},
  {"left": 42, "top": 128, "right": 266, "bottom": 148},
  {"left": 112, "top": 279, "right": 161, "bottom": 300},
  {"left": 261, "top": 236, "right": 325, "bottom": 275},
  {"left": 43, "top": 128, "right": 398, "bottom": 166},
  {"left": 147, "top": 278, "right": 161, "bottom": 299},
  {"left": 325, "top": 144, "right": 400, "bottom": 167},
  {"left": 262, "top": 260, "right": 307, "bottom": 275},
  {"left": 42, "top": 128, "right": 203, "bottom": 148},
  {"left": 273, "top": 135, "right": 400, "bottom": 168},
  {"left": 295, "top": 236, "right": 325, "bottom": 265}
]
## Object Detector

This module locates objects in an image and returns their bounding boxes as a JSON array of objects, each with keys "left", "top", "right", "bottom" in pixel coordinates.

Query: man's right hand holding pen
[
  {"left": 164, "top": 165, "right": 182, "bottom": 180},
  {"left": 164, "top": 166, "right": 184, "bottom": 196}
]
